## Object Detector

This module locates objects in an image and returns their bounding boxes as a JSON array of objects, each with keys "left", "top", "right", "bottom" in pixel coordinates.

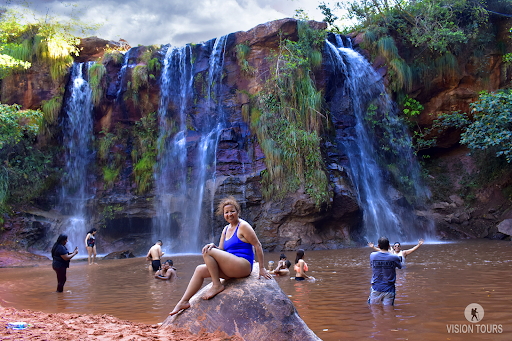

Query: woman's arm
[
  {"left": 239, "top": 221, "right": 272, "bottom": 279},
  {"left": 85, "top": 234, "right": 90, "bottom": 248},
  {"left": 61, "top": 247, "right": 78, "bottom": 261},
  {"left": 218, "top": 226, "right": 227, "bottom": 250},
  {"left": 202, "top": 226, "right": 226, "bottom": 254}
]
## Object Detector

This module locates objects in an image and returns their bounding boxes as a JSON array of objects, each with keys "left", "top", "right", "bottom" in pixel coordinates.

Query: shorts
[
  {"left": 295, "top": 276, "right": 306, "bottom": 281},
  {"left": 151, "top": 260, "right": 161, "bottom": 271},
  {"left": 367, "top": 287, "right": 396, "bottom": 305}
]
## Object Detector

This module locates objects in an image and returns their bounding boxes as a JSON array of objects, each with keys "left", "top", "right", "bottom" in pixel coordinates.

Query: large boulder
[
  {"left": 497, "top": 219, "right": 512, "bottom": 237},
  {"left": 162, "top": 264, "right": 320, "bottom": 341}
]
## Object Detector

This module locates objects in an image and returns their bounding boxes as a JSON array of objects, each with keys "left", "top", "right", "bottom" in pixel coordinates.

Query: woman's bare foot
[
  {"left": 202, "top": 284, "right": 225, "bottom": 300},
  {"left": 169, "top": 301, "right": 191, "bottom": 316}
]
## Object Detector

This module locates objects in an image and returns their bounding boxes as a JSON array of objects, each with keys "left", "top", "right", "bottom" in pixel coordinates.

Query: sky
[{"left": 1, "top": 0, "right": 334, "bottom": 47}]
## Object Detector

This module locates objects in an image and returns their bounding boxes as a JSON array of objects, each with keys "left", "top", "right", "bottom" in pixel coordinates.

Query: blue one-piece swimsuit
[{"left": 223, "top": 223, "right": 254, "bottom": 269}]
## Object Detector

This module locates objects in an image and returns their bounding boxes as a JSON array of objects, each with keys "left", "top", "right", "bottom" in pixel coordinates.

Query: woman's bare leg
[
  {"left": 87, "top": 247, "right": 92, "bottom": 265},
  {"left": 169, "top": 264, "right": 209, "bottom": 315},
  {"left": 92, "top": 246, "right": 97, "bottom": 264},
  {"left": 201, "top": 248, "right": 251, "bottom": 300}
]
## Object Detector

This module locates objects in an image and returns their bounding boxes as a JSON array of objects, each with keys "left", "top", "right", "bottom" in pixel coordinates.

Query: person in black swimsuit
[{"left": 85, "top": 228, "right": 97, "bottom": 265}]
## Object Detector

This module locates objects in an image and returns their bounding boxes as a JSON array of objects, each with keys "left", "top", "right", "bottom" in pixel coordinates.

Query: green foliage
[
  {"left": 103, "top": 165, "right": 119, "bottom": 189},
  {"left": 0, "top": 4, "right": 99, "bottom": 80},
  {"left": 101, "top": 44, "right": 125, "bottom": 65},
  {"left": 100, "top": 204, "right": 123, "bottom": 228},
  {"left": 41, "top": 94, "right": 62, "bottom": 126},
  {"left": 249, "top": 21, "right": 331, "bottom": 208},
  {"left": 0, "top": 103, "right": 42, "bottom": 150},
  {"left": 330, "top": 0, "right": 505, "bottom": 95},
  {"left": 131, "top": 112, "right": 158, "bottom": 194},
  {"left": 88, "top": 63, "right": 106, "bottom": 106},
  {"left": 39, "top": 91, "right": 64, "bottom": 139},
  {"left": 319, "top": 2, "right": 341, "bottom": 34},
  {"left": 0, "top": 102, "right": 60, "bottom": 207},
  {"left": 148, "top": 57, "right": 160, "bottom": 73},
  {"left": 98, "top": 130, "right": 118, "bottom": 162},
  {"left": 235, "top": 43, "right": 255, "bottom": 76},
  {"left": 504, "top": 26, "right": 512, "bottom": 63},
  {"left": 461, "top": 90, "right": 512, "bottom": 162},
  {"left": 402, "top": 95, "right": 423, "bottom": 117},
  {"left": 131, "top": 65, "right": 149, "bottom": 92}
]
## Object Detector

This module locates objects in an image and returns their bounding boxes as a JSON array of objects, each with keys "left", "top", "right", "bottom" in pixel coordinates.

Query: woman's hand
[
  {"left": 258, "top": 267, "right": 272, "bottom": 279},
  {"left": 202, "top": 243, "right": 217, "bottom": 254}
]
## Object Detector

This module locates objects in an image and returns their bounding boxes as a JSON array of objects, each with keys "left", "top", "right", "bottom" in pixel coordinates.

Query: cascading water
[
  {"left": 116, "top": 48, "right": 135, "bottom": 101},
  {"left": 153, "top": 36, "right": 228, "bottom": 253},
  {"left": 60, "top": 62, "right": 94, "bottom": 256},
  {"left": 325, "top": 37, "right": 434, "bottom": 243}
]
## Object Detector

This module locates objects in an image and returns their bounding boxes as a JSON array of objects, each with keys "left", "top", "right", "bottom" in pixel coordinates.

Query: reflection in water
[{"left": 0, "top": 241, "right": 511, "bottom": 340}]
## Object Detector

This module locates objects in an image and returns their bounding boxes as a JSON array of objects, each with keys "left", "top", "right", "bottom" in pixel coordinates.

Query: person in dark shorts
[
  {"left": 146, "top": 240, "right": 164, "bottom": 271},
  {"left": 51, "top": 234, "right": 78, "bottom": 292}
]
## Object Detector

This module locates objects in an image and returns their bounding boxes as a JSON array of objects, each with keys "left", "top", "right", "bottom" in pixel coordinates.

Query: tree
[{"left": 0, "top": 2, "right": 99, "bottom": 79}]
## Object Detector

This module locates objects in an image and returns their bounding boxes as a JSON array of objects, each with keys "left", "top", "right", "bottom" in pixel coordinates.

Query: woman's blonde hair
[{"left": 216, "top": 196, "right": 241, "bottom": 216}]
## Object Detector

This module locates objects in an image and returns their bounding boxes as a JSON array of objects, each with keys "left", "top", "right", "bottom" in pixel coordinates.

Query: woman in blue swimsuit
[{"left": 170, "top": 196, "right": 272, "bottom": 315}]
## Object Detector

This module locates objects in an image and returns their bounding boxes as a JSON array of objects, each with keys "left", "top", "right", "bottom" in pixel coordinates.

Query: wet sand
[{"left": 0, "top": 250, "right": 242, "bottom": 341}]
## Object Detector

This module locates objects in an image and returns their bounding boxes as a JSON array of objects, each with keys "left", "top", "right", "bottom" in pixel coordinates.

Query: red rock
[{"left": 163, "top": 265, "right": 320, "bottom": 340}]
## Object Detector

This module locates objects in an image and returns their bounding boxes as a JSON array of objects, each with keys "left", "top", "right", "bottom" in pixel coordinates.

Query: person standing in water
[
  {"left": 368, "top": 239, "right": 424, "bottom": 268},
  {"left": 391, "top": 239, "right": 424, "bottom": 268},
  {"left": 294, "top": 249, "right": 311, "bottom": 281},
  {"left": 51, "top": 234, "right": 78, "bottom": 292},
  {"left": 169, "top": 196, "right": 272, "bottom": 316},
  {"left": 368, "top": 236, "right": 401, "bottom": 305},
  {"left": 146, "top": 240, "right": 164, "bottom": 271},
  {"left": 85, "top": 228, "right": 97, "bottom": 265}
]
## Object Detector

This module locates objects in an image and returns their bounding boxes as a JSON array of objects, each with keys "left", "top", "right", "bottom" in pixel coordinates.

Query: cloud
[{"left": 1, "top": 0, "right": 325, "bottom": 46}]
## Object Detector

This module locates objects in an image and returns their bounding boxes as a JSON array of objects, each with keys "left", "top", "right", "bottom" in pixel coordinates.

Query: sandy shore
[
  {"left": 0, "top": 250, "right": 243, "bottom": 340},
  {"left": 0, "top": 305, "right": 243, "bottom": 340}
]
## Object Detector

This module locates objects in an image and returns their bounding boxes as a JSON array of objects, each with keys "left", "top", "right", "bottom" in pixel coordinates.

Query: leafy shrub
[
  {"left": 461, "top": 90, "right": 512, "bottom": 162},
  {"left": 249, "top": 21, "right": 331, "bottom": 209},
  {"left": 88, "top": 63, "right": 106, "bottom": 106}
]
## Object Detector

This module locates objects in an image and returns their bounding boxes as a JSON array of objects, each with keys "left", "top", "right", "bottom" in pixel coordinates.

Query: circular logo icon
[{"left": 464, "top": 303, "right": 484, "bottom": 323}]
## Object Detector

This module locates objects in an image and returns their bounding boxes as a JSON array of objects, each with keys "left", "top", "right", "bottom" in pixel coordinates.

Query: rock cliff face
[{"left": 1, "top": 17, "right": 511, "bottom": 254}]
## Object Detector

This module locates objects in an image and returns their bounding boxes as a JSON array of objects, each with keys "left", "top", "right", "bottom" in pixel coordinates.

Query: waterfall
[
  {"left": 153, "top": 36, "right": 228, "bottom": 253},
  {"left": 325, "top": 38, "right": 434, "bottom": 243},
  {"left": 60, "top": 62, "right": 94, "bottom": 256},
  {"left": 116, "top": 48, "right": 135, "bottom": 101}
]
